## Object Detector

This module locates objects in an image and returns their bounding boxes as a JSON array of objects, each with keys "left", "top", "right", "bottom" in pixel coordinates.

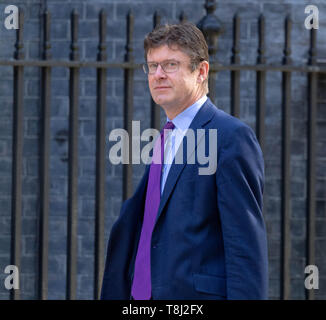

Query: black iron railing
[{"left": 0, "top": 0, "right": 324, "bottom": 300}]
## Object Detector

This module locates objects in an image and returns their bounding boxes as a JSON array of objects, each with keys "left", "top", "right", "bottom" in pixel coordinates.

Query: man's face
[{"left": 146, "top": 45, "right": 202, "bottom": 116}]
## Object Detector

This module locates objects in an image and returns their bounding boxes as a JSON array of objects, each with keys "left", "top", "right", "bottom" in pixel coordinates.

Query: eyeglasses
[{"left": 142, "top": 60, "right": 180, "bottom": 74}]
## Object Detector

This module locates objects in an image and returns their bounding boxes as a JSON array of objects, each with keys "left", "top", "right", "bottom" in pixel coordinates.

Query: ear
[{"left": 197, "top": 61, "right": 209, "bottom": 83}]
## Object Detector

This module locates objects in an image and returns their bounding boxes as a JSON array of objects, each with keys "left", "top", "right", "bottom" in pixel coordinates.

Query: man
[{"left": 101, "top": 22, "right": 268, "bottom": 300}]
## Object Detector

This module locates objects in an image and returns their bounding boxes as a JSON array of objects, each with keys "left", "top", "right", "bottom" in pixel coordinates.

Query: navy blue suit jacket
[{"left": 101, "top": 98, "right": 268, "bottom": 300}]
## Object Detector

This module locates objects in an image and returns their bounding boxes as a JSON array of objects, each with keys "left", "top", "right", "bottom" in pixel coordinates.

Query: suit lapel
[{"left": 154, "top": 98, "right": 216, "bottom": 224}]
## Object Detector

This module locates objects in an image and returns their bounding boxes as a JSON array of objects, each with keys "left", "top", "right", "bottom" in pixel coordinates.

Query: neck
[
  {"left": 164, "top": 92, "right": 205, "bottom": 120},
  {"left": 165, "top": 104, "right": 190, "bottom": 120}
]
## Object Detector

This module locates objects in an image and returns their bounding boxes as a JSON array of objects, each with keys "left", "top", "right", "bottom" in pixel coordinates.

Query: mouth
[{"left": 154, "top": 86, "right": 171, "bottom": 90}]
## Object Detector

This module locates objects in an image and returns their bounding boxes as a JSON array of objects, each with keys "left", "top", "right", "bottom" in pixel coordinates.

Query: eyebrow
[{"left": 146, "top": 59, "right": 178, "bottom": 63}]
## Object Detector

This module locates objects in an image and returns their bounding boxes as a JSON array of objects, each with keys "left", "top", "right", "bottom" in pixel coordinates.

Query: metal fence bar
[
  {"left": 94, "top": 9, "right": 107, "bottom": 300},
  {"left": 197, "top": 0, "right": 221, "bottom": 104},
  {"left": 231, "top": 14, "right": 240, "bottom": 117},
  {"left": 281, "top": 15, "right": 292, "bottom": 300},
  {"left": 179, "top": 11, "right": 187, "bottom": 23},
  {"left": 10, "top": 8, "right": 25, "bottom": 301},
  {"left": 306, "top": 27, "right": 317, "bottom": 301},
  {"left": 256, "top": 14, "right": 266, "bottom": 153},
  {"left": 1, "top": 59, "right": 326, "bottom": 74},
  {"left": 208, "top": 69, "right": 217, "bottom": 104},
  {"left": 123, "top": 11, "right": 134, "bottom": 201},
  {"left": 38, "top": 9, "right": 51, "bottom": 300},
  {"left": 67, "top": 10, "right": 80, "bottom": 300},
  {"left": 0, "top": 60, "right": 139, "bottom": 69},
  {"left": 0, "top": 3, "right": 323, "bottom": 301},
  {"left": 210, "top": 64, "right": 325, "bottom": 73}
]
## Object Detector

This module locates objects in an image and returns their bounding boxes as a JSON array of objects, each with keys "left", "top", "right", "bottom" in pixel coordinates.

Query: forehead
[{"left": 147, "top": 45, "right": 190, "bottom": 62}]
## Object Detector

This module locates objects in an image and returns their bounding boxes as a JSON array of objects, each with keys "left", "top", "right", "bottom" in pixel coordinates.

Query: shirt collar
[{"left": 167, "top": 95, "right": 207, "bottom": 131}]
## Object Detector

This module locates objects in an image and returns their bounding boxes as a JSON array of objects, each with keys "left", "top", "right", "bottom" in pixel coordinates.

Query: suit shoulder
[{"left": 208, "top": 102, "right": 254, "bottom": 136}]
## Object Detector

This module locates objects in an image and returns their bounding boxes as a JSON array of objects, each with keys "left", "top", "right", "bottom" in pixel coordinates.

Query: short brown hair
[{"left": 144, "top": 22, "right": 209, "bottom": 72}]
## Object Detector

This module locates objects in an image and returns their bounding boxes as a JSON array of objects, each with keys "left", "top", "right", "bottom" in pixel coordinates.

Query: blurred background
[{"left": 0, "top": 0, "right": 325, "bottom": 300}]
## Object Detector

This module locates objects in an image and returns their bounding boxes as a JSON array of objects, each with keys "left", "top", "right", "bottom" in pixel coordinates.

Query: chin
[{"left": 153, "top": 96, "right": 171, "bottom": 107}]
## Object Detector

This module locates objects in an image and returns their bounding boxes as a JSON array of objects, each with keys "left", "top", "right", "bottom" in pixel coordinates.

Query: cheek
[
  {"left": 148, "top": 79, "right": 155, "bottom": 93},
  {"left": 176, "top": 77, "right": 194, "bottom": 93}
]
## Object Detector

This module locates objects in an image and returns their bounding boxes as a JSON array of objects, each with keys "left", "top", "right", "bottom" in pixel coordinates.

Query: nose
[{"left": 153, "top": 64, "right": 167, "bottom": 79}]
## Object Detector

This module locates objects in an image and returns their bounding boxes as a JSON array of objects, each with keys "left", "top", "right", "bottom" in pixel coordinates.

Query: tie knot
[{"left": 163, "top": 121, "right": 175, "bottom": 131}]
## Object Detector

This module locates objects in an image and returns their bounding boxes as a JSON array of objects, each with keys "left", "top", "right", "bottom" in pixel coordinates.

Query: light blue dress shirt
[{"left": 161, "top": 95, "right": 207, "bottom": 194}]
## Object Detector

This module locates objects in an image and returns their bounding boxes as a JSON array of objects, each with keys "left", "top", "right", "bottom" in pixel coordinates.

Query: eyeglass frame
[
  {"left": 142, "top": 58, "right": 206, "bottom": 75},
  {"left": 142, "top": 59, "right": 182, "bottom": 75}
]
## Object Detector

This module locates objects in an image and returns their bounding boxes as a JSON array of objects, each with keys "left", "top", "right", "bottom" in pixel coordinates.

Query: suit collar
[{"left": 187, "top": 97, "right": 216, "bottom": 130}]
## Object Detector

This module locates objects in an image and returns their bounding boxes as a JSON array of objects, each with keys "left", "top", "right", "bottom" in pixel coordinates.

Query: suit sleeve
[{"left": 216, "top": 124, "right": 269, "bottom": 299}]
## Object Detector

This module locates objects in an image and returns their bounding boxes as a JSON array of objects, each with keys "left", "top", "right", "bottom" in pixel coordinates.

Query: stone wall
[{"left": 0, "top": 0, "right": 325, "bottom": 299}]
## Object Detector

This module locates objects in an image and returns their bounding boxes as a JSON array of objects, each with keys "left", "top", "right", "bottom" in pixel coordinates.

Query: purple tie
[{"left": 131, "top": 121, "right": 175, "bottom": 300}]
